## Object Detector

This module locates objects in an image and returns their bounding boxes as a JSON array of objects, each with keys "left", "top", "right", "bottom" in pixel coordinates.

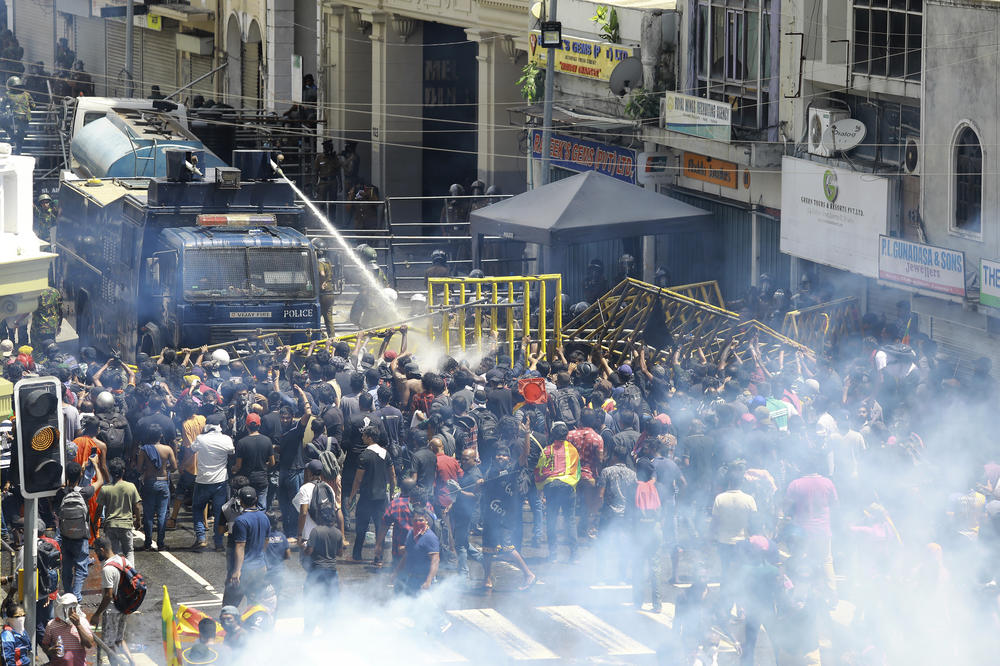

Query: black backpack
[
  {"left": 98, "top": 415, "right": 128, "bottom": 459},
  {"left": 37, "top": 536, "right": 61, "bottom": 596},
  {"left": 307, "top": 438, "right": 341, "bottom": 482},
  {"left": 308, "top": 481, "right": 339, "bottom": 526},
  {"left": 472, "top": 407, "right": 499, "bottom": 444},
  {"left": 453, "top": 415, "right": 478, "bottom": 450},
  {"left": 552, "top": 388, "right": 581, "bottom": 427}
]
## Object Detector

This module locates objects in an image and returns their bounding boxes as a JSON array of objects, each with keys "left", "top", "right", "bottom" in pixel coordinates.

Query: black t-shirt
[
  {"left": 260, "top": 411, "right": 282, "bottom": 440},
  {"left": 320, "top": 403, "right": 345, "bottom": 443},
  {"left": 345, "top": 413, "right": 380, "bottom": 467},
  {"left": 236, "top": 433, "right": 273, "bottom": 476},
  {"left": 358, "top": 447, "right": 390, "bottom": 501},
  {"left": 454, "top": 466, "right": 482, "bottom": 517},
  {"left": 485, "top": 387, "right": 512, "bottom": 418},
  {"left": 410, "top": 447, "right": 437, "bottom": 493},
  {"left": 277, "top": 422, "right": 306, "bottom": 471},
  {"left": 137, "top": 410, "right": 177, "bottom": 445},
  {"left": 307, "top": 525, "right": 343, "bottom": 571}
]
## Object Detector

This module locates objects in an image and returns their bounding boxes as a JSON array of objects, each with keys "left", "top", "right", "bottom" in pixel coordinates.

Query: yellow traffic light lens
[{"left": 30, "top": 426, "right": 58, "bottom": 451}]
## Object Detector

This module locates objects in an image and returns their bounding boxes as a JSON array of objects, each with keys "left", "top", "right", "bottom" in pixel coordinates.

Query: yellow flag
[{"left": 162, "top": 585, "right": 182, "bottom": 666}]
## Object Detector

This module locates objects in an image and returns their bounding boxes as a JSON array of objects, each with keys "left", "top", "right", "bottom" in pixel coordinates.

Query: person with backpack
[
  {"left": 550, "top": 372, "right": 582, "bottom": 429},
  {"left": 535, "top": 422, "right": 581, "bottom": 562},
  {"left": 96, "top": 458, "right": 142, "bottom": 565},
  {"left": 0, "top": 602, "right": 31, "bottom": 666},
  {"left": 58, "top": 461, "right": 102, "bottom": 602},
  {"left": 294, "top": 460, "right": 342, "bottom": 562},
  {"left": 94, "top": 393, "right": 132, "bottom": 465},
  {"left": 224, "top": 487, "right": 270, "bottom": 607},
  {"left": 302, "top": 486, "right": 343, "bottom": 636},
  {"left": 29, "top": 527, "right": 62, "bottom": 642},
  {"left": 346, "top": 425, "right": 396, "bottom": 563},
  {"left": 90, "top": 536, "right": 146, "bottom": 664}
]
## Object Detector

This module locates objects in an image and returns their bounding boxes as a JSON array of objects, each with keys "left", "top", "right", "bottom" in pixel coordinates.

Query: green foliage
[
  {"left": 624, "top": 87, "right": 660, "bottom": 121},
  {"left": 590, "top": 5, "right": 620, "bottom": 44},
  {"left": 517, "top": 61, "right": 545, "bottom": 103}
]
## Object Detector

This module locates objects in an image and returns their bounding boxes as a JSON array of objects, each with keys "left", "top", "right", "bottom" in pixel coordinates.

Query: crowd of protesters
[{"left": 1, "top": 272, "right": 1000, "bottom": 664}]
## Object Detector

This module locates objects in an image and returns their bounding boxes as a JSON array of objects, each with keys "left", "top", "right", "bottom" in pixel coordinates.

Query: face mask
[{"left": 7, "top": 617, "right": 25, "bottom": 633}]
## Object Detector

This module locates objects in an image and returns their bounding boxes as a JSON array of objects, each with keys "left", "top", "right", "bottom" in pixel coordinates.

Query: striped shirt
[{"left": 42, "top": 617, "right": 92, "bottom": 666}]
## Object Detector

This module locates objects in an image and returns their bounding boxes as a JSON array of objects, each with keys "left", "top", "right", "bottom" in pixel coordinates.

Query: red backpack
[
  {"left": 107, "top": 557, "right": 147, "bottom": 614},
  {"left": 635, "top": 480, "right": 661, "bottom": 518}
]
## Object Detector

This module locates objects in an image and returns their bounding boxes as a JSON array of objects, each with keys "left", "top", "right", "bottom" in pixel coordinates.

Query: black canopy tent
[{"left": 469, "top": 170, "right": 713, "bottom": 273}]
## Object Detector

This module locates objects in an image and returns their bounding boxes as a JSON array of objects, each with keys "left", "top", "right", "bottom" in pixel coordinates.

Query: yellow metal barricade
[
  {"left": 667, "top": 280, "right": 727, "bottom": 310},
  {"left": 427, "top": 275, "right": 563, "bottom": 363},
  {"left": 782, "top": 297, "right": 860, "bottom": 351}
]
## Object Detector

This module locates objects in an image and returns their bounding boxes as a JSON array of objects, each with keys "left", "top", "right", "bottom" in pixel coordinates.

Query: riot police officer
[
  {"left": 314, "top": 238, "right": 339, "bottom": 337},
  {"left": 33, "top": 193, "right": 56, "bottom": 242},
  {"left": 2, "top": 76, "right": 32, "bottom": 154},
  {"left": 613, "top": 253, "right": 640, "bottom": 284},
  {"left": 583, "top": 259, "right": 609, "bottom": 304},
  {"left": 350, "top": 244, "right": 389, "bottom": 327},
  {"left": 313, "top": 139, "right": 340, "bottom": 210},
  {"left": 425, "top": 249, "right": 450, "bottom": 289},
  {"left": 69, "top": 60, "right": 94, "bottom": 97}
]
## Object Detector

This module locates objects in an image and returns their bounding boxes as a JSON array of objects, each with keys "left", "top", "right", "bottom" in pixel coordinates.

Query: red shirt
[
  {"left": 785, "top": 474, "right": 838, "bottom": 536},
  {"left": 435, "top": 453, "right": 463, "bottom": 507},
  {"left": 567, "top": 427, "right": 604, "bottom": 481}
]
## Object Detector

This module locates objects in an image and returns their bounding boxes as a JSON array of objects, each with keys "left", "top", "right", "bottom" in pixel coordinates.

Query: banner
[
  {"left": 878, "top": 235, "right": 966, "bottom": 299},
  {"left": 682, "top": 152, "right": 738, "bottom": 189},
  {"left": 662, "top": 92, "right": 732, "bottom": 142},
  {"left": 528, "top": 32, "right": 636, "bottom": 82},
  {"left": 980, "top": 259, "right": 1000, "bottom": 309},
  {"left": 530, "top": 130, "right": 636, "bottom": 184}
]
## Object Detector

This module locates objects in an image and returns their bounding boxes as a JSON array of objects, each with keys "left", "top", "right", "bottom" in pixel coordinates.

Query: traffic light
[{"left": 14, "top": 377, "right": 64, "bottom": 498}]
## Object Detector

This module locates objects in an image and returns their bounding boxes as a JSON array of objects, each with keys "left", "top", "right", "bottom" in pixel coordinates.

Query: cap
[
  {"left": 0, "top": 340, "right": 12, "bottom": 358},
  {"left": 245, "top": 413, "right": 261, "bottom": 426},
  {"left": 383, "top": 350, "right": 398, "bottom": 362},
  {"left": 485, "top": 368, "right": 505, "bottom": 383},
  {"left": 205, "top": 412, "right": 225, "bottom": 426},
  {"left": 220, "top": 606, "right": 240, "bottom": 618},
  {"left": 306, "top": 459, "right": 324, "bottom": 475},
  {"left": 237, "top": 486, "right": 258, "bottom": 505},
  {"left": 618, "top": 364, "right": 633, "bottom": 377}
]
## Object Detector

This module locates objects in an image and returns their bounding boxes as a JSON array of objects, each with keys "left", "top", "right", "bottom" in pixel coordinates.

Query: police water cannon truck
[{"left": 55, "top": 107, "right": 321, "bottom": 361}]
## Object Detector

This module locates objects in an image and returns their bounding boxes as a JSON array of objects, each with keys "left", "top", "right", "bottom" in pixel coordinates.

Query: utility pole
[
  {"left": 23, "top": 499, "right": 37, "bottom": 648},
  {"left": 540, "top": 0, "right": 558, "bottom": 186},
  {"left": 125, "top": 0, "right": 135, "bottom": 97}
]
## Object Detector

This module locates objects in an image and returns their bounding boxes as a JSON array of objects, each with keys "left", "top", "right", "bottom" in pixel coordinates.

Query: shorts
[
  {"left": 176, "top": 471, "right": 197, "bottom": 502},
  {"left": 102, "top": 609, "right": 128, "bottom": 645}
]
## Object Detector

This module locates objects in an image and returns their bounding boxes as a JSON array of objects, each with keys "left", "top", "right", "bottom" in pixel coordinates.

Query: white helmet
[
  {"left": 383, "top": 288, "right": 398, "bottom": 301},
  {"left": 410, "top": 293, "right": 427, "bottom": 303},
  {"left": 95, "top": 391, "right": 115, "bottom": 412},
  {"left": 211, "top": 348, "right": 231, "bottom": 366}
]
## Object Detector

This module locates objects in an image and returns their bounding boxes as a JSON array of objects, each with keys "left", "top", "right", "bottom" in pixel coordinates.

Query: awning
[
  {"left": 150, "top": 3, "right": 214, "bottom": 22},
  {"left": 577, "top": 0, "right": 677, "bottom": 9},
  {"left": 509, "top": 104, "right": 633, "bottom": 133}
]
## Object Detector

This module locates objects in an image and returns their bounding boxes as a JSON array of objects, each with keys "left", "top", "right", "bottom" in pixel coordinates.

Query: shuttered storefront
[
  {"left": 73, "top": 14, "right": 105, "bottom": 96},
  {"left": 241, "top": 40, "right": 261, "bottom": 109},
  {"left": 13, "top": 0, "right": 52, "bottom": 67},
  {"left": 758, "top": 215, "right": 791, "bottom": 292},
  {"left": 185, "top": 54, "right": 215, "bottom": 102},
  {"left": 104, "top": 20, "right": 140, "bottom": 97},
  {"left": 662, "top": 189, "right": 751, "bottom": 302},
  {"left": 140, "top": 26, "right": 177, "bottom": 97}
]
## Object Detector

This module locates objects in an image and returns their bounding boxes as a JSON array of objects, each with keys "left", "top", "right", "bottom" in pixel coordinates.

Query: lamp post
[{"left": 539, "top": 1, "right": 560, "bottom": 186}]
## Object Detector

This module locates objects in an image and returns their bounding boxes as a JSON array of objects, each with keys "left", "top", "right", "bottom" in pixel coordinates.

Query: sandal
[
  {"left": 165, "top": 518, "right": 176, "bottom": 530},
  {"left": 518, "top": 574, "right": 537, "bottom": 591}
]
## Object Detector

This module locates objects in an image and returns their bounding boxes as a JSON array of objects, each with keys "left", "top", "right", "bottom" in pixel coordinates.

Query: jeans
[
  {"left": 222, "top": 564, "right": 266, "bottom": 607},
  {"left": 528, "top": 485, "right": 545, "bottom": 541},
  {"left": 452, "top": 510, "right": 476, "bottom": 574},
  {"left": 278, "top": 469, "right": 304, "bottom": 537},
  {"left": 105, "top": 526, "right": 135, "bottom": 566},
  {"left": 60, "top": 536, "right": 90, "bottom": 602},
  {"left": 353, "top": 497, "right": 386, "bottom": 560},
  {"left": 193, "top": 481, "right": 229, "bottom": 547},
  {"left": 142, "top": 479, "right": 170, "bottom": 547},
  {"left": 543, "top": 481, "right": 577, "bottom": 559}
]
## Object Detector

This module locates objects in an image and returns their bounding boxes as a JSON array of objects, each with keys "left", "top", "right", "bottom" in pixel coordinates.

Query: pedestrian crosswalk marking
[
  {"left": 637, "top": 602, "right": 676, "bottom": 628},
  {"left": 448, "top": 608, "right": 559, "bottom": 661},
  {"left": 537, "top": 605, "right": 655, "bottom": 656},
  {"left": 131, "top": 654, "right": 158, "bottom": 666}
]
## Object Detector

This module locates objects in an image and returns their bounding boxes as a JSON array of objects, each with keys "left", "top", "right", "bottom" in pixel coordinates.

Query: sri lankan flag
[{"left": 162, "top": 586, "right": 182, "bottom": 666}]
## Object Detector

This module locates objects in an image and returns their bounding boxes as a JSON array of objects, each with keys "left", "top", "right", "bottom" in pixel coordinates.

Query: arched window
[{"left": 954, "top": 126, "right": 983, "bottom": 233}]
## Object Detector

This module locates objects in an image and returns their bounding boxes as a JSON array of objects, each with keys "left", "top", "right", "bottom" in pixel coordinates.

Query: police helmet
[
  {"left": 569, "top": 302, "right": 590, "bottom": 317},
  {"left": 312, "top": 237, "right": 327, "bottom": 252},
  {"left": 410, "top": 293, "right": 427, "bottom": 303},
  {"left": 383, "top": 288, "right": 398, "bottom": 301},
  {"left": 358, "top": 244, "right": 377, "bottom": 262},
  {"left": 431, "top": 249, "right": 448, "bottom": 265},
  {"left": 470, "top": 180, "right": 486, "bottom": 195},
  {"left": 6, "top": 76, "right": 22, "bottom": 90},
  {"left": 468, "top": 269, "right": 485, "bottom": 279},
  {"left": 95, "top": 391, "right": 115, "bottom": 412},
  {"left": 37, "top": 193, "right": 52, "bottom": 203},
  {"left": 448, "top": 183, "right": 464, "bottom": 197},
  {"left": 485, "top": 185, "right": 501, "bottom": 196},
  {"left": 211, "top": 349, "right": 231, "bottom": 366}
]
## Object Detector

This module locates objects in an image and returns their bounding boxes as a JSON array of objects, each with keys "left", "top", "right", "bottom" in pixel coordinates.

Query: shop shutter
[
  {"left": 105, "top": 20, "right": 141, "bottom": 97},
  {"left": 757, "top": 216, "right": 791, "bottom": 292},
  {"left": 241, "top": 40, "right": 261, "bottom": 109},
  {"left": 140, "top": 26, "right": 177, "bottom": 97},
  {"left": 186, "top": 53, "right": 214, "bottom": 102},
  {"left": 13, "top": 0, "right": 52, "bottom": 68},
  {"left": 73, "top": 15, "right": 106, "bottom": 96}
]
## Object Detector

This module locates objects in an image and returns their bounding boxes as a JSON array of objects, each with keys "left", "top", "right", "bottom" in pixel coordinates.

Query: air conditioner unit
[
  {"left": 807, "top": 106, "right": 849, "bottom": 157},
  {"left": 903, "top": 136, "right": 920, "bottom": 175}
]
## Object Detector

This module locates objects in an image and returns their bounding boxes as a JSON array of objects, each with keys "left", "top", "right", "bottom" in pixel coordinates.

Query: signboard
[
  {"left": 135, "top": 13, "right": 162, "bottom": 31},
  {"left": 682, "top": 152, "right": 738, "bottom": 189},
  {"left": 878, "top": 236, "right": 965, "bottom": 299},
  {"left": 981, "top": 259, "right": 1000, "bottom": 309},
  {"left": 528, "top": 31, "right": 636, "bottom": 82},
  {"left": 780, "top": 157, "right": 890, "bottom": 278},
  {"left": 530, "top": 130, "right": 636, "bottom": 184},
  {"left": 635, "top": 152, "right": 672, "bottom": 185},
  {"left": 661, "top": 92, "right": 731, "bottom": 143}
]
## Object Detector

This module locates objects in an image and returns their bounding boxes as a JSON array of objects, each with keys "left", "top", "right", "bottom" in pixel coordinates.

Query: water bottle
[{"left": 55, "top": 636, "right": 64, "bottom": 658}]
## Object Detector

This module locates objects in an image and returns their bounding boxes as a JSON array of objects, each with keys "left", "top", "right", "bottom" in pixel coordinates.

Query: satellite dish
[
  {"left": 820, "top": 118, "right": 866, "bottom": 153},
  {"left": 609, "top": 57, "right": 643, "bottom": 97}
]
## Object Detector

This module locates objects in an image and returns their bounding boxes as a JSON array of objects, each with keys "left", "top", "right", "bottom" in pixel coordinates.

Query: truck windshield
[{"left": 183, "top": 248, "right": 315, "bottom": 300}]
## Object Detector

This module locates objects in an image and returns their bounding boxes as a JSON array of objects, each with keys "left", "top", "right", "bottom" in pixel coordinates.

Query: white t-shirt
[
  {"left": 191, "top": 426, "right": 235, "bottom": 484},
  {"left": 101, "top": 555, "right": 126, "bottom": 592},
  {"left": 292, "top": 482, "right": 317, "bottom": 540}
]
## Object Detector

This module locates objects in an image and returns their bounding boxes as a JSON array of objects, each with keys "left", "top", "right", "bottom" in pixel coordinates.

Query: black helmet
[
  {"left": 468, "top": 269, "right": 485, "bottom": 279},
  {"left": 578, "top": 362, "right": 597, "bottom": 379},
  {"left": 485, "top": 185, "right": 501, "bottom": 196},
  {"left": 569, "top": 301, "right": 590, "bottom": 317},
  {"left": 312, "top": 237, "right": 328, "bottom": 251},
  {"left": 470, "top": 180, "right": 486, "bottom": 195},
  {"left": 431, "top": 249, "right": 447, "bottom": 265},
  {"left": 448, "top": 183, "right": 464, "bottom": 197},
  {"left": 588, "top": 258, "right": 604, "bottom": 271}
]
